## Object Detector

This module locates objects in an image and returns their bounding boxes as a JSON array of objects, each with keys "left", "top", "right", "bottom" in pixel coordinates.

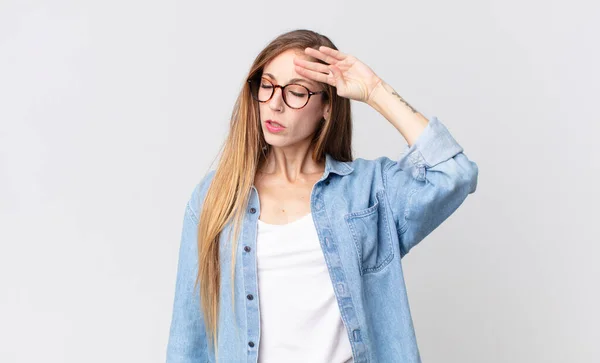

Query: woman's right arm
[{"left": 166, "top": 184, "right": 209, "bottom": 363}]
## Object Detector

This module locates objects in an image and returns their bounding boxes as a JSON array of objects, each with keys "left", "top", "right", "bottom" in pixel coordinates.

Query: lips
[{"left": 265, "top": 120, "right": 285, "bottom": 128}]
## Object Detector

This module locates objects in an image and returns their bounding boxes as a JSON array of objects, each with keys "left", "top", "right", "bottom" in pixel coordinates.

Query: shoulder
[
  {"left": 186, "top": 169, "right": 217, "bottom": 222},
  {"left": 345, "top": 155, "right": 403, "bottom": 179}
]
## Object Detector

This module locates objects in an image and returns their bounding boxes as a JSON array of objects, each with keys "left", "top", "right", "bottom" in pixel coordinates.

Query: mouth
[
  {"left": 264, "top": 120, "right": 286, "bottom": 133},
  {"left": 265, "top": 120, "right": 285, "bottom": 128}
]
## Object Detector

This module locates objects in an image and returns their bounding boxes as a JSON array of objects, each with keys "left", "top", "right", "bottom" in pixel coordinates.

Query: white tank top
[{"left": 256, "top": 213, "right": 354, "bottom": 363}]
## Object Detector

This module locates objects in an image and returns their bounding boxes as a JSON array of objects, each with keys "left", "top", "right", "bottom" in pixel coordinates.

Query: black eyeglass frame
[{"left": 247, "top": 77, "right": 326, "bottom": 110}]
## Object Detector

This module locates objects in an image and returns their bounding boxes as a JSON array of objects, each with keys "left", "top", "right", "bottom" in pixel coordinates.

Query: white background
[{"left": 1, "top": 0, "right": 598, "bottom": 362}]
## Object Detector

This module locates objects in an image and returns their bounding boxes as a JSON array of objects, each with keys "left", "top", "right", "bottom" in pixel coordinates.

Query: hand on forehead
[{"left": 263, "top": 49, "right": 321, "bottom": 86}]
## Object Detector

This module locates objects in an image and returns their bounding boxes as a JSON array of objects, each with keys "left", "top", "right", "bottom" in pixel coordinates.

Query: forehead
[{"left": 262, "top": 49, "right": 318, "bottom": 86}]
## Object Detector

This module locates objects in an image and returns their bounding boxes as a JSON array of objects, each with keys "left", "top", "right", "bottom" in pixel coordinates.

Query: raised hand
[{"left": 293, "top": 46, "right": 383, "bottom": 103}]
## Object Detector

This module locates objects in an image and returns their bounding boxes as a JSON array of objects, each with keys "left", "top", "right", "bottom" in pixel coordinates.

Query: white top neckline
[{"left": 257, "top": 212, "right": 312, "bottom": 227}]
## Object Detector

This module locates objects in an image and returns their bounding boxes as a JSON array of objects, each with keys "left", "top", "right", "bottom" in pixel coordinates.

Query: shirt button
[
  {"left": 248, "top": 341, "right": 255, "bottom": 348},
  {"left": 247, "top": 294, "right": 254, "bottom": 300},
  {"left": 249, "top": 207, "right": 256, "bottom": 214},
  {"left": 244, "top": 246, "right": 251, "bottom": 252},
  {"left": 325, "top": 180, "right": 330, "bottom": 185}
]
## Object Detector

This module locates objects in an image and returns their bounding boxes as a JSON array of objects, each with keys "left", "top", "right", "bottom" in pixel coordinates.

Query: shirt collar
[{"left": 324, "top": 152, "right": 354, "bottom": 178}]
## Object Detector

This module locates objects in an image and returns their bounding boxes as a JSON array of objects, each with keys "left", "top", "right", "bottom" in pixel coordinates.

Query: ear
[{"left": 323, "top": 105, "right": 330, "bottom": 122}]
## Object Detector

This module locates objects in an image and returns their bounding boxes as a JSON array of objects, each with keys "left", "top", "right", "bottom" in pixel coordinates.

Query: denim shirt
[{"left": 166, "top": 116, "right": 479, "bottom": 363}]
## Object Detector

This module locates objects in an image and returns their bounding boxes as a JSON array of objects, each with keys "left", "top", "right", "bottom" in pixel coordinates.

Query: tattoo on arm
[{"left": 391, "top": 90, "right": 418, "bottom": 114}]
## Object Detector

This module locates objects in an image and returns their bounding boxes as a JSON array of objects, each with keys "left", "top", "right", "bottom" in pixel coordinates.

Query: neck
[{"left": 258, "top": 145, "right": 324, "bottom": 182}]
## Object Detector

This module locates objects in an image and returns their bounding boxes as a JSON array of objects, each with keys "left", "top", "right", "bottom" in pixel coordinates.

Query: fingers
[
  {"left": 294, "top": 65, "right": 334, "bottom": 86},
  {"left": 293, "top": 57, "right": 330, "bottom": 75},
  {"left": 318, "top": 46, "right": 347, "bottom": 60},
  {"left": 295, "top": 46, "right": 347, "bottom": 87},
  {"left": 304, "top": 46, "right": 346, "bottom": 64}
]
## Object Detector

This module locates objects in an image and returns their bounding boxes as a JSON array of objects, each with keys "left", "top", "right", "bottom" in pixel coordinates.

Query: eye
[
  {"left": 259, "top": 77, "right": 274, "bottom": 88},
  {"left": 287, "top": 85, "right": 308, "bottom": 97}
]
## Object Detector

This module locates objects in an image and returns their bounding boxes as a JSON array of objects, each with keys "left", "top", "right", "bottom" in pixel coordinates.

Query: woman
[{"left": 166, "top": 29, "right": 478, "bottom": 363}]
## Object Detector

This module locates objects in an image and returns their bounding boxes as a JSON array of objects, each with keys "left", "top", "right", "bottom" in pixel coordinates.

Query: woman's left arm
[
  {"left": 296, "top": 46, "right": 479, "bottom": 257},
  {"left": 381, "top": 113, "right": 479, "bottom": 257},
  {"left": 362, "top": 67, "right": 479, "bottom": 258}
]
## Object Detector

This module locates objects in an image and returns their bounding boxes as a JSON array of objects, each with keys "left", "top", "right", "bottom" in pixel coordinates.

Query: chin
[{"left": 263, "top": 139, "right": 285, "bottom": 148}]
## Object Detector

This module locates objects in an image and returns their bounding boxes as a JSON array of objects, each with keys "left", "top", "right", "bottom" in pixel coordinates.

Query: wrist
[
  {"left": 366, "top": 78, "right": 385, "bottom": 107},
  {"left": 366, "top": 79, "right": 395, "bottom": 117}
]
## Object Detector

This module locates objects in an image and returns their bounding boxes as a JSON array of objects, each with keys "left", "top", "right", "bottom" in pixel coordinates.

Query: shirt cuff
[{"left": 396, "top": 116, "right": 464, "bottom": 180}]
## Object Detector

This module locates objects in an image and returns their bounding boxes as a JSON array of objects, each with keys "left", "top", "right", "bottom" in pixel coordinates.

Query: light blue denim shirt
[{"left": 167, "top": 116, "right": 479, "bottom": 363}]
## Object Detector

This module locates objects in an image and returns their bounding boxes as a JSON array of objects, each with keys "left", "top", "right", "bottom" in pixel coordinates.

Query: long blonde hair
[{"left": 196, "top": 29, "right": 353, "bottom": 360}]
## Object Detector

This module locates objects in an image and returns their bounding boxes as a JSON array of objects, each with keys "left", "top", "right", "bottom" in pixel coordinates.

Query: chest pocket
[{"left": 344, "top": 190, "right": 394, "bottom": 275}]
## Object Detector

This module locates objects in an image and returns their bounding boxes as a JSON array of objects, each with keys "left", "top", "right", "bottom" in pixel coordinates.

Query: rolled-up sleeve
[{"left": 383, "top": 116, "right": 479, "bottom": 258}]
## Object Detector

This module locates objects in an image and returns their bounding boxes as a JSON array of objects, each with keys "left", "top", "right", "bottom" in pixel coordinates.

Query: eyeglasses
[{"left": 247, "top": 77, "right": 326, "bottom": 109}]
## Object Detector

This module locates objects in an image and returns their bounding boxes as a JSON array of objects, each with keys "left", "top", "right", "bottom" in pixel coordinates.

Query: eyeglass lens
[{"left": 250, "top": 78, "right": 311, "bottom": 109}]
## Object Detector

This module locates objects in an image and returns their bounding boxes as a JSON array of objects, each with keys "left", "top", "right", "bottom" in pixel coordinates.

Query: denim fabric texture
[{"left": 166, "top": 115, "right": 479, "bottom": 363}]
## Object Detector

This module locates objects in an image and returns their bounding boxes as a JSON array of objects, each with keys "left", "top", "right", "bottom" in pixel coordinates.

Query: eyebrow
[{"left": 262, "top": 73, "right": 316, "bottom": 86}]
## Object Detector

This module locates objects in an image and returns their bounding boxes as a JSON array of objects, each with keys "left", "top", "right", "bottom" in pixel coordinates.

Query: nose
[{"left": 268, "top": 86, "right": 285, "bottom": 111}]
